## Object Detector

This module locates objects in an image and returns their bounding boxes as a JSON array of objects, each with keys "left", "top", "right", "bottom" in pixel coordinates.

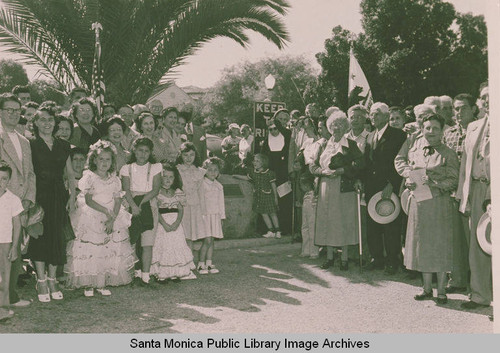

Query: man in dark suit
[
  {"left": 363, "top": 102, "right": 407, "bottom": 274},
  {"left": 181, "top": 110, "right": 207, "bottom": 160}
]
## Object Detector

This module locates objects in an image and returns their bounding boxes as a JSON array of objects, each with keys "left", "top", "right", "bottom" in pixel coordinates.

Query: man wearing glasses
[{"left": 0, "top": 93, "right": 36, "bottom": 309}]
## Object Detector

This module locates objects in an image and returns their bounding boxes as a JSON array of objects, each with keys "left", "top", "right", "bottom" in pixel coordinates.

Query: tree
[
  {"left": 314, "top": 0, "right": 488, "bottom": 109},
  {"left": 0, "top": 0, "right": 290, "bottom": 106},
  {"left": 29, "top": 79, "right": 66, "bottom": 105},
  {"left": 197, "top": 55, "right": 317, "bottom": 131},
  {"left": 0, "top": 59, "right": 29, "bottom": 92}
]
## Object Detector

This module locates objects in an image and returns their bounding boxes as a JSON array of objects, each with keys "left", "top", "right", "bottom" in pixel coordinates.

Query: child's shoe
[
  {"left": 263, "top": 231, "right": 275, "bottom": 238},
  {"left": 207, "top": 265, "right": 220, "bottom": 274},
  {"left": 84, "top": 288, "right": 94, "bottom": 297},
  {"left": 96, "top": 288, "right": 112, "bottom": 296},
  {"left": 275, "top": 231, "right": 282, "bottom": 239},
  {"left": 198, "top": 265, "right": 209, "bottom": 275}
]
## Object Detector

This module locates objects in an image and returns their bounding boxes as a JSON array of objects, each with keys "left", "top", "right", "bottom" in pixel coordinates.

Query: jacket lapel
[{"left": 0, "top": 130, "right": 23, "bottom": 173}]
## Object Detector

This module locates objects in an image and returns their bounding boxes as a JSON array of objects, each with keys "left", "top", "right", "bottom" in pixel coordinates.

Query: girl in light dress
[
  {"left": 176, "top": 142, "right": 205, "bottom": 265},
  {"left": 150, "top": 166, "right": 196, "bottom": 281},
  {"left": 198, "top": 157, "right": 225, "bottom": 274},
  {"left": 65, "top": 141, "right": 137, "bottom": 297},
  {"left": 120, "top": 138, "right": 162, "bottom": 285}
]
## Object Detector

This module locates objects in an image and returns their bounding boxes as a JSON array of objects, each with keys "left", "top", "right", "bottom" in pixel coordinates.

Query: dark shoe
[
  {"left": 384, "top": 265, "right": 397, "bottom": 275},
  {"left": 340, "top": 261, "right": 349, "bottom": 271},
  {"left": 320, "top": 259, "right": 334, "bottom": 269},
  {"left": 414, "top": 291, "right": 433, "bottom": 301},
  {"left": 461, "top": 301, "right": 489, "bottom": 309},
  {"left": 436, "top": 295, "right": 448, "bottom": 304},
  {"left": 445, "top": 286, "right": 467, "bottom": 294},
  {"left": 365, "top": 259, "right": 384, "bottom": 271}
]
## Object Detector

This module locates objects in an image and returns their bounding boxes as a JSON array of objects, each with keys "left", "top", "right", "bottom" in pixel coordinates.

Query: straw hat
[{"left": 367, "top": 191, "right": 401, "bottom": 224}]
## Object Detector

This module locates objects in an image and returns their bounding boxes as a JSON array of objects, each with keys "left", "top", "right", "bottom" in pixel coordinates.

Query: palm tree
[{"left": 0, "top": 0, "right": 290, "bottom": 105}]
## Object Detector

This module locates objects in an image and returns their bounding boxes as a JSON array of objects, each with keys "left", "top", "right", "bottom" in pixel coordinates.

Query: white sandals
[{"left": 47, "top": 278, "right": 64, "bottom": 300}]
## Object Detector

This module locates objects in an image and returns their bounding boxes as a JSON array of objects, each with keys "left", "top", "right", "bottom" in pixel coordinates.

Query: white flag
[{"left": 348, "top": 48, "right": 373, "bottom": 108}]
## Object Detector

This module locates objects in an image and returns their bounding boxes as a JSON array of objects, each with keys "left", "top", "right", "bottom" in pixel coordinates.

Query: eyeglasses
[{"left": 1, "top": 108, "right": 21, "bottom": 114}]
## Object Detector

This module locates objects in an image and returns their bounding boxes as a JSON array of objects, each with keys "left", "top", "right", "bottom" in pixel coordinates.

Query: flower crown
[{"left": 89, "top": 140, "right": 117, "bottom": 155}]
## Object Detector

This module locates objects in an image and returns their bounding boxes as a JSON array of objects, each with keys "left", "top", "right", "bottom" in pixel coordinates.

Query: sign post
[{"left": 253, "top": 101, "right": 286, "bottom": 153}]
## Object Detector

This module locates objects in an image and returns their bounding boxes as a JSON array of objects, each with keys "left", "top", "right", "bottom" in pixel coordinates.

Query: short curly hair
[{"left": 87, "top": 144, "right": 117, "bottom": 174}]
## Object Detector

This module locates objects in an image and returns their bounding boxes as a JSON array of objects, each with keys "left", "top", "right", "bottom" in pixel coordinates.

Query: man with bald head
[
  {"left": 439, "top": 95, "right": 454, "bottom": 126},
  {"left": 363, "top": 102, "right": 407, "bottom": 274}
]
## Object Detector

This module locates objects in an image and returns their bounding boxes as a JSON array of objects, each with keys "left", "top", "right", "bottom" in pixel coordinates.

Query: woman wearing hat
[
  {"left": 395, "top": 114, "right": 460, "bottom": 304},
  {"left": 310, "top": 111, "right": 364, "bottom": 270},
  {"left": 221, "top": 123, "right": 241, "bottom": 174}
]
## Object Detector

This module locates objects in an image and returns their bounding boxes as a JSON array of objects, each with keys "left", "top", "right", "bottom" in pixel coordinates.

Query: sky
[{"left": 0, "top": 0, "right": 491, "bottom": 89}]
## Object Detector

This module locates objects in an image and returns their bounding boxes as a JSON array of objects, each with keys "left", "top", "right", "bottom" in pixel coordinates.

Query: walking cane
[{"left": 356, "top": 189, "right": 363, "bottom": 272}]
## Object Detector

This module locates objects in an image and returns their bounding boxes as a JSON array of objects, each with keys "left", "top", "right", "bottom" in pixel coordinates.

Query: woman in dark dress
[
  {"left": 29, "top": 107, "right": 76, "bottom": 302},
  {"left": 260, "top": 112, "right": 292, "bottom": 234}
]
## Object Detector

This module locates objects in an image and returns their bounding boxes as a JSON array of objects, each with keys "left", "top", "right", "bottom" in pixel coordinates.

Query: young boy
[
  {"left": 0, "top": 161, "right": 24, "bottom": 321},
  {"left": 299, "top": 173, "right": 319, "bottom": 259}
]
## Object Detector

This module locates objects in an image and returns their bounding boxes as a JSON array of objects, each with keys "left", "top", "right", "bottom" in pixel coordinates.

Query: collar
[
  {"left": 347, "top": 129, "right": 369, "bottom": 139},
  {"left": 329, "top": 135, "right": 349, "bottom": 148},
  {"left": 255, "top": 168, "right": 269, "bottom": 174},
  {"left": 185, "top": 122, "right": 194, "bottom": 133},
  {"left": 376, "top": 123, "right": 388, "bottom": 138}
]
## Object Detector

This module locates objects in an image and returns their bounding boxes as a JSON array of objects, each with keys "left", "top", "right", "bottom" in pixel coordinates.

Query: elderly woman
[
  {"left": 69, "top": 97, "right": 101, "bottom": 152},
  {"left": 136, "top": 112, "right": 168, "bottom": 163},
  {"left": 394, "top": 114, "right": 459, "bottom": 304},
  {"left": 310, "top": 111, "right": 364, "bottom": 270},
  {"left": 103, "top": 116, "right": 131, "bottom": 172},
  {"left": 29, "top": 107, "right": 76, "bottom": 302},
  {"left": 221, "top": 123, "right": 241, "bottom": 174}
]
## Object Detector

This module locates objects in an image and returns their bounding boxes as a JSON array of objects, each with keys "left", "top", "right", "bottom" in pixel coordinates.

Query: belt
[
  {"left": 472, "top": 177, "right": 490, "bottom": 184},
  {"left": 159, "top": 207, "right": 178, "bottom": 214}
]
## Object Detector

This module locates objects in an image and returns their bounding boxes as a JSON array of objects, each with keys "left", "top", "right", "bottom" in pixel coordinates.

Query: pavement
[{"left": 0, "top": 238, "right": 493, "bottom": 333}]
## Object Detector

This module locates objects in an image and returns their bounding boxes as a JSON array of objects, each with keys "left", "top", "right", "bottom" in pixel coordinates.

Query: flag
[
  {"left": 91, "top": 22, "right": 105, "bottom": 122},
  {"left": 348, "top": 48, "right": 373, "bottom": 108}
]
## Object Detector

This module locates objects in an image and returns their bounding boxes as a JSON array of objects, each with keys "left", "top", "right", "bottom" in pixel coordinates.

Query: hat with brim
[
  {"left": 477, "top": 212, "right": 492, "bottom": 256},
  {"left": 401, "top": 189, "right": 411, "bottom": 215},
  {"left": 368, "top": 191, "right": 401, "bottom": 224}
]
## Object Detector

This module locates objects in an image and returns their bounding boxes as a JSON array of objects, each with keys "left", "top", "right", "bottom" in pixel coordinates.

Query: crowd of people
[{"left": 0, "top": 80, "right": 493, "bottom": 324}]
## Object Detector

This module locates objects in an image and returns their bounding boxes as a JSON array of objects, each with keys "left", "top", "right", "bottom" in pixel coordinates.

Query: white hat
[
  {"left": 228, "top": 123, "right": 240, "bottom": 130},
  {"left": 367, "top": 191, "right": 401, "bottom": 224},
  {"left": 370, "top": 102, "right": 389, "bottom": 115},
  {"left": 400, "top": 189, "right": 411, "bottom": 215},
  {"left": 477, "top": 212, "right": 492, "bottom": 255}
]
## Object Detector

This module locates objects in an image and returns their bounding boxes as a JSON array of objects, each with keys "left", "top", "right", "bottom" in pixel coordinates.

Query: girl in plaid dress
[{"left": 246, "top": 154, "right": 281, "bottom": 238}]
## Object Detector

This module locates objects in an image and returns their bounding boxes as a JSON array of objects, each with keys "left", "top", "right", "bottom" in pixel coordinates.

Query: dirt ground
[{"left": 0, "top": 242, "right": 493, "bottom": 333}]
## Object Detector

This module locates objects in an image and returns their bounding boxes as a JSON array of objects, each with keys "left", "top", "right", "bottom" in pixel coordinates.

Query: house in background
[{"left": 146, "top": 83, "right": 208, "bottom": 108}]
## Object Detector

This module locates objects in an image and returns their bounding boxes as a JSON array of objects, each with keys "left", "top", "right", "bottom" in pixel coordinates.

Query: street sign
[{"left": 253, "top": 101, "right": 286, "bottom": 153}]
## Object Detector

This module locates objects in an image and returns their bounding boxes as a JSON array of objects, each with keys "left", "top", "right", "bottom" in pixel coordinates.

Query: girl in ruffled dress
[
  {"left": 176, "top": 142, "right": 205, "bottom": 257},
  {"left": 65, "top": 141, "right": 137, "bottom": 297},
  {"left": 150, "top": 166, "right": 195, "bottom": 281},
  {"left": 198, "top": 157, "right": 225, "bottom": 274}
]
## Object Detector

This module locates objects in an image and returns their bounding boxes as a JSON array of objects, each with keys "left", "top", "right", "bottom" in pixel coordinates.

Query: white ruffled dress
[
  {"left": 65, "top": 171, "right": 137, "bottom": 288},
  {"left": 150, "top": 190, "right": 195, "bottom": 279}
]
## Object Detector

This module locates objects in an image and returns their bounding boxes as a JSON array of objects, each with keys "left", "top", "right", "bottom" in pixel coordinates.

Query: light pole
[{"left": 264, "top": 74, "right": 276, "bottom": 101}]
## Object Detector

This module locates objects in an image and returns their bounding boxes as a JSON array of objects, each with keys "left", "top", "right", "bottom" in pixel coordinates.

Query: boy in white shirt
[{"left": 0, "top": 162, "right": 24, "bottom": 321}]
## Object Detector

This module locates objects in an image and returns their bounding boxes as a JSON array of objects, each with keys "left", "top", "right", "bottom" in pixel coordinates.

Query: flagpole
[{"left": 92, "top": 22, "right": 104, "bottom": 123}]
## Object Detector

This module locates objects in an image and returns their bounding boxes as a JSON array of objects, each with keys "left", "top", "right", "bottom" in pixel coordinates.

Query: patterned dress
[{"left": 248, "top": 168, "right": 277, "bottom": 214}]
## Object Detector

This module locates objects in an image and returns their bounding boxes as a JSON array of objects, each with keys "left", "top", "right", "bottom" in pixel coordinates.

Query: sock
[
  {"left": 141, "top": 272, "right": 150, "bottom": 283},
  {"left": 206, "top": 260, "right": 212, "bottom": 267},
  {"left": 134, "top": 269, "right": 142, "bottom": 278},
  {"left": 198, "top": 261, "right": 206, "bottom": 269}
]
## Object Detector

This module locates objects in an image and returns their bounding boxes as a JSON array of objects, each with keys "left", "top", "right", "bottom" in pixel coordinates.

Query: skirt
[
  {"left": 404, "top": 193, "right": 455, "bottom": 272},
  {"left": 314, "top": 176, "right": 359, "bottom": 247},
  {"left": 150, "top": 213, "right": 195, "bottom": 279}
]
